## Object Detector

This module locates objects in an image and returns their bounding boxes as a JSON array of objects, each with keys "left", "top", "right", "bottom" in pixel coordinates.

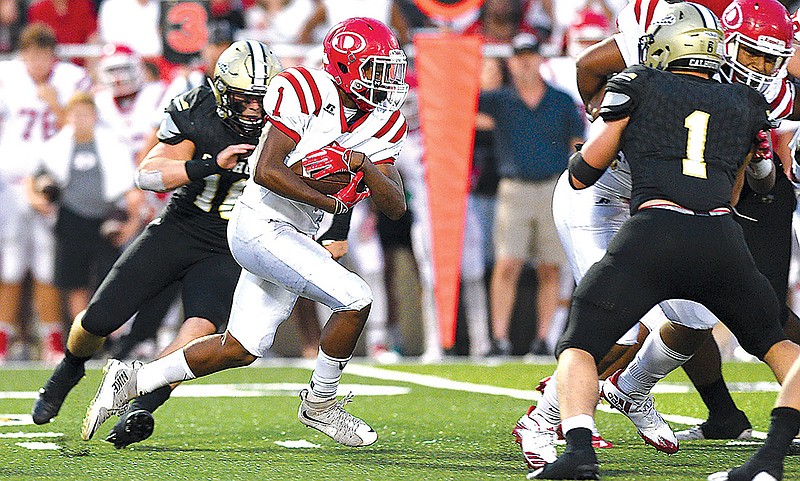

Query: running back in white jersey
[
  {"left": 94, "top": 81, "right": 168, "bottom": 157},
  {"left": 0, "top": 59, "right": 89, "bottom": 180},
  {"left": 239, "top": 66, "right": 407, "bottom": 236}
]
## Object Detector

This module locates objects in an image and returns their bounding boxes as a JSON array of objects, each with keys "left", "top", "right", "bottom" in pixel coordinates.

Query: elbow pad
[
  {"left": 568, "top": 151, "right": 605, "bottom": 189},
  {"left": 135, "top": 169, "right": 167, "bottom": 193}
]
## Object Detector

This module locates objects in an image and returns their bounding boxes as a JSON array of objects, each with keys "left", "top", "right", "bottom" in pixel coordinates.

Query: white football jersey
[
  {"left": 0, "top": 59, "right": 89, "bottom": 180},
  {"left": 239, "top": 66, "right": 407, "bottom": 236},
  {"left": 95, "top": 81, "right": 168, "bottom": 157}
]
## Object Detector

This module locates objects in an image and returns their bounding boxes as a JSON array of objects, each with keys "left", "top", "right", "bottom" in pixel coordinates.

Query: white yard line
[{"left": 0, "top": 362, "right": 772, "bottom": 440}]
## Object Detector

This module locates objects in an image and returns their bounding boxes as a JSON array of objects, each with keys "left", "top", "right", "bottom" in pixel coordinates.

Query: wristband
[
  {"left": 317, "top": 211, "right": 353, "bottom": 244},
  {"left": 327, "top": 195, "right": 349, "bottom": 215},
  {"left": 185, "top": 158, "right": 222, "bottom": 181}
]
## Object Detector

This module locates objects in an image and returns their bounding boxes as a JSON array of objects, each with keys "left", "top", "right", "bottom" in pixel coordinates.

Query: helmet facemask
[
  {"left": 350, "top": 50, "right": 409, "bottom": 112},
  {"left": 722, "top": 33, "right": 792, "bottom": 93},
  {"left": 214, "top": 79, "right": 266, "bottom": 137}
]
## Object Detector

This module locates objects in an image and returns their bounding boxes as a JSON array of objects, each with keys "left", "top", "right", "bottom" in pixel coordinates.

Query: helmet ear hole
[{"left": 338, "top": 62, "right": 349, "bottom": 74}]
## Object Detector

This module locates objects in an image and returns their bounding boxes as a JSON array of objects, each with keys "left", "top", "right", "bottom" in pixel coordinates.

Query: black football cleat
[
  {"left": 676, "top": 410, "right": 752, "bottom": 441},
  {"left": 106, "top": 409, "right": 155, "bottom": 449},
  {"left": 31, "top": 359, "right": 86, "bottom": 424},
  {"left": 527, "top": 449, "right": 600, "bottom": 480}
]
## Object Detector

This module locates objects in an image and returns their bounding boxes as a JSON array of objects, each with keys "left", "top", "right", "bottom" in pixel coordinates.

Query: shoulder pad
[
  {"left": 166, "top": 85, "right": 213, "bottom": 114},
  {"left": 600, "top": 66, "right": 649, "bottom": 121}
]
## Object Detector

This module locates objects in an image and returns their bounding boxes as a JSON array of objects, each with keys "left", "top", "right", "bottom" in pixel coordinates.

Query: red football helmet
[
  {"left": 96, "top": 44, "right": 144, "bottom": 98},
  {"left": 322, "top": 17, "right": 409, "bottom": 112},
  {"left": 566, "top": 9, "right": 612, "bottom": 58},
  {"left": 720, "top": 0, "right": 794, "bottom": 93}
]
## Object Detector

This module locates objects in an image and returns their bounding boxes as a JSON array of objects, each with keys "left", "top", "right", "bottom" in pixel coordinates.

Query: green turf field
[{"left": 0, "top": 360, "right": 797, "bottom": 480}]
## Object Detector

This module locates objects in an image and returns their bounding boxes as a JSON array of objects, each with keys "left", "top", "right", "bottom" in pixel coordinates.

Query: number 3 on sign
[{"left": 683, "top": 110, "right": 709, "bottom": 179}]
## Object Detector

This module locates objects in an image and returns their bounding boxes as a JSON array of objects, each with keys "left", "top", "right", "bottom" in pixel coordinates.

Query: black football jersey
[
  {"left": 156, "top": 85, "right": 259, "bottom": 248},
  {"left": 599, "top": 64, "right": 770, "bottom": 213}
]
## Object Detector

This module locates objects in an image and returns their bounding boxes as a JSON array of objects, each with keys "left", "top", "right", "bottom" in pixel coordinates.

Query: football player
[
  {"left": 81, "top": 17, "right": 409, "bottom": 448},
  {"left": 93, "top": 44, "right": 169, "bottom": 165},
  {"left": 515, "top": 0, "right": 800, "bottom": 467},
  {"left": 0, "top": 24, "right": 90, "bottom": 363},
  {"left": 530, "top": 3, "right": 799, "bottom": 478},
  {"left": 30, "top": 40, "right": 282, "bottom": 448}
]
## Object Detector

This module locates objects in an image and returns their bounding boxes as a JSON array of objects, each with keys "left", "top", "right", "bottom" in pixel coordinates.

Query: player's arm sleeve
[{"left": 598, "top": 68, "right": 641, "bottom": 122}]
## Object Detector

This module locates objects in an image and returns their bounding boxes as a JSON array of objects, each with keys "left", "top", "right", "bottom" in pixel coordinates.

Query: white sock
[
  {"left": 308, "top": 348, "right": 351, "bottom": 402},
  {"left": 561, "top": 414, "right": 596, "bottom": 435},
  {"left": 617, "top": 328, "right": 692, "bottom": 397},
  {"left": 531, "top": 372, "right": 561, "bottom": 426},
  {"left": 135, "top": 349, "right": 195, "bottom": 396}
]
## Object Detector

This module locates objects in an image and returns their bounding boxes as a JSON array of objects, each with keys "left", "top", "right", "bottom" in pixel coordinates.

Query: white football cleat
[
  {"left": 81, "top": 359, "right": 138, "bottom": 441},
  {"left": 601, "top": 369, "right": 678, "bottom": 454},
  {"left": 513, "top": 409, "right": 559, "bottom": 469},
  {"left": 298, "top": 389, "right": 377, "bottom": 447}
]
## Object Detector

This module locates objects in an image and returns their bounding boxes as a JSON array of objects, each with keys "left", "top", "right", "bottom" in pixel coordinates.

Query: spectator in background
[
  {"left": 244, "top": 0, "right": 316, "bottom": 44},
  {"left": 0, "top": 0, "right": 25, "bottom": 53},
  {"left": 298, "top": 0, "right": 411, "bottom": 44},
  {"left": 464, "top": 0, "right": 543, "bottom": 45},
  {"left": 479, "top": 33, "right": 583, "bottom": 356},
  {"left": 540, "top": 8, "right": 612, "bottom": 107},
  {"left": 161, "top": 20, "right": 235, "bottom": 111},
  {"left": 471, "top": 56, "right": 506, "bottom": 275},
  {"left": 209, "top": 0, "right": 245, "bottom": 32},
  {"left": 0, "top": 24, "right": 90, "bottom": 363},
  {"left": 26, "top": 93, "right": 144, "bottom": 323},
  {"left": 27, "top": 0, "right": 97, "bottom": 47},
  {"left": 97, "top": 0, "right": 161, "bottom": 58}
]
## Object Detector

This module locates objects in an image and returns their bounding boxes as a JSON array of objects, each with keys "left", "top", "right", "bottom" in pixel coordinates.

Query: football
[{"left": 290, "top": 162, "right": 351, "bottom": 195}]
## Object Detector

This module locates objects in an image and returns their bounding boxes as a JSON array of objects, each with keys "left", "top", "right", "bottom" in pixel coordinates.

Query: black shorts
[
  {"left": 54, "top": 206, "right": 120, "bottom": 290},
  {"left": 81, "top": 217, "right": 241, "bottom": 337},
  {"left": 736, "top": 170, "right": 796, "bottom": 324},
  {"left": 557, "top": 209, "right": 786, "bottom": 362}
]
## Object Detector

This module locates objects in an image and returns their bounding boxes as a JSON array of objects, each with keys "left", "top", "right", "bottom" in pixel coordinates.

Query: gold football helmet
[
  {"left": 639, "top": 2, "right": 725, "bottom": 75},
  {"left": 211, "top": 40, "right": 282, "bottom": 137}
]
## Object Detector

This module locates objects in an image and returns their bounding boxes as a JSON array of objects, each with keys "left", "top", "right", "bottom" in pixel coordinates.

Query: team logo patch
[
  {"left": 723, "top": 4, "right": 743, "bottom": 30},
  {"left": 330, "top": 31, "right": 367, "bottom": 55}
]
